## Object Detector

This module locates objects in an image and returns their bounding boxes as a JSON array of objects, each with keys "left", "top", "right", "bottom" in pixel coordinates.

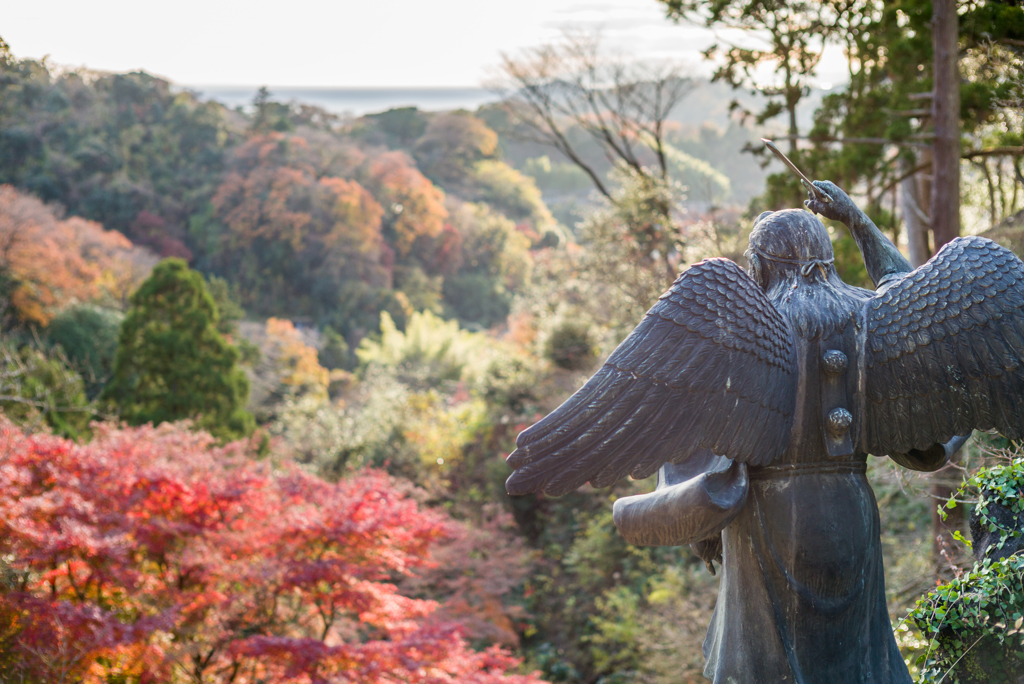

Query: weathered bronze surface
[{"left": 505, "top": 180, "right": 1024, "bottom": 682}]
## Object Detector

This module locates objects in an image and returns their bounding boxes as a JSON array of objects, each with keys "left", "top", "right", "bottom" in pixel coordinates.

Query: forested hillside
[
  {"left": 0, "top": 36, "right": 762, "bottom": 682},
  {"left": 0, "top": 41, "right": 768, "bottom": 342},
  {"left": 1, "top": 3, "right": 1022, "bottom": 678}
]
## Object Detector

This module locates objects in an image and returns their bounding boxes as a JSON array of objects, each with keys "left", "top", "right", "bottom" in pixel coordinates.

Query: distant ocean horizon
[{"left": 186, "top": 86, "right": 499, "bottom": 116}]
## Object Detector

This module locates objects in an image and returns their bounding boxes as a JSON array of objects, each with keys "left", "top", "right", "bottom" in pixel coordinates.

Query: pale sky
[{"left": 1, "top": 0, "right": 846, "bottom": 88}]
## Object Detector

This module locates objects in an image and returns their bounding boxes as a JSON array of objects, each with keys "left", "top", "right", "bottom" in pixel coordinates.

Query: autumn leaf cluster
[
  {"left": 0, "top": 418, "right": 545, "bottom": 683},
  {"left": 0, "top": 186, "right": 156, "bottom": 326}
]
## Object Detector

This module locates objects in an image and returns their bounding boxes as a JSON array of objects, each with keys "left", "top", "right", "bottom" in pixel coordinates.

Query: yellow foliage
[
  {"left": 357, "top": 310, "right": 489, "bottom": 382},
  {"left": 448, "top": 202, "right": 533, "bottom": 292},
  {"left": 265, "top": 318, "right": 330, "bottom": 397},
  {"left": 471, "top": 159, "right": 555, "bottom": 231},
  {"left": 403, "top": 392, "right": 488, "bottom": 472}
]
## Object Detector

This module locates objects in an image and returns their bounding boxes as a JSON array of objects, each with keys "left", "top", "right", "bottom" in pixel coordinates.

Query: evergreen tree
[{"left": 103, "top": 258, "right": 254, "bottom": 439}]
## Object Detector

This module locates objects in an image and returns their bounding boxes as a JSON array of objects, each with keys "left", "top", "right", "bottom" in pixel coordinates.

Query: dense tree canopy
[
  {"left": 43, "top": 303, "right": 123, "bottom": 398},
  {"left": 208, "top": 133, "right": 396, "bottom": 332},
  {"left": 0, "top": 62, "right": 234, "bottom": 258},
  {"left": 414, "top": 111, "right": 500, "bottom": 187},
  {"left": 0, "top": 47, "right": 551, "bottom": 348}
]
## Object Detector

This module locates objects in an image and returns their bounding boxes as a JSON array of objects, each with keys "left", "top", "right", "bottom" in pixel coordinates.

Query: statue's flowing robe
[
  {"left": 701, "top": 458, "right": 908, "bottom": 683},
  {"left": 615, "top": 283, "right": 930, "bottom": 683},
  {"left": 708, "top": 288, "right": 916, "bottom": 683}
]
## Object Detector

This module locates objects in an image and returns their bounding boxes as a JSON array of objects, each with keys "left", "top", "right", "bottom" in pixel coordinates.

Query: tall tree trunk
[
  {"left": 930, "top": 0, "right": 961, "bottom": 248},
  {"left": 786, "top": 67, "right": 799, "bottom": 156},
  {"left": 929, "top": 0, "right": 963, "bottom": 578},
  {"left": 788, "top": 102, "right": 799, "bottom": 157},
  {"left": 918, "top": 146, "right": 934, "bottom": 225},
  {"left": 900, "top": 157, "right": 931, "bottom": 267}
]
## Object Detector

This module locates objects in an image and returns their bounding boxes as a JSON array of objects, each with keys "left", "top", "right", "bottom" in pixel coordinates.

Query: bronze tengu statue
[{"left": 505, "top": 180, "right": 1024, "bottom": 683}]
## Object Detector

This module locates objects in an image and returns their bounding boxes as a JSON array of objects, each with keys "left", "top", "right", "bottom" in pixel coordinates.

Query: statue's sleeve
[
  {"left": 862, "top": 236, "right": 1024, "bottom": 457},
  {"left": 611, "top": 450, "right": 748, "bottom": 547},
  {"left": 887, "top": 435, "right": 968, "bottom": 472}
]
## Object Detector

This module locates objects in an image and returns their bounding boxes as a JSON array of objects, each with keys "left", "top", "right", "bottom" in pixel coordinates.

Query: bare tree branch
[
  {"left": 962, "top": 146, "right": 1024, "bottom": 159},
  {"left": 491, "top": 32, "right": 693, "bottom": 205}
]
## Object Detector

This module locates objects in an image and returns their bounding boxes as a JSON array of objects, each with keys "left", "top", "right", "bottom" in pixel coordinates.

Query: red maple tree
[{"left": 0, "top": 419, "right": 545, "bottom": 684}]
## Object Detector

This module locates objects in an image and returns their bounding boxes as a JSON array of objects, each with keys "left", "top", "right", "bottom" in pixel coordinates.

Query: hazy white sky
[{"left": 2, "top": 0, "right": 845, "bottom": 88}]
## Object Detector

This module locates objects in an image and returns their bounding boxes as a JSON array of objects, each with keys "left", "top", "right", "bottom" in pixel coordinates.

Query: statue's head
[{"left": 745, "top": 209, "right": 834, "bottom": 291}]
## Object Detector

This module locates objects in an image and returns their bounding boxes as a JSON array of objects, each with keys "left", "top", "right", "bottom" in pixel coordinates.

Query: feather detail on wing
[
  {"left": 505, "top": 258, "right": 797, "bottom": 497},
  {"left": 864, "top": 236, "right": 1024, "bottom": 455}
]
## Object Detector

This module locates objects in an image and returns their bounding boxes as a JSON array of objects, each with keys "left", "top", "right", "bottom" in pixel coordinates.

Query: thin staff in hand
[{"left": 762, "top": 138, "right": 833, "bottom": 204}]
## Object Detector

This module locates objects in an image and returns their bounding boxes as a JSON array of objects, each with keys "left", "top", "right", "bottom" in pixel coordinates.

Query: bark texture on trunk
[
  {"left": 900, "top": 158, "right": 931, "bottom": 267},
  {"left": 929, "top": 0, "right": 964, "bottom": 578},
  {"left": 930, "top": 0, "right": 961, "bottom": 248}
]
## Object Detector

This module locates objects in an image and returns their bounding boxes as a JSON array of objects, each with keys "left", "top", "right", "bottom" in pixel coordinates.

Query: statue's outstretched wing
[
  {"left": 863, "top": 236, "right": 1024, "bottom": 455},
  {"left": 505, "top": 258, "right": 797, "bottom": 497}
]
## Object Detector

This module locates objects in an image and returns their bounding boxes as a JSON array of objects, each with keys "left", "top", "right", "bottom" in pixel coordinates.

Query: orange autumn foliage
[
  {"left": 242, "top": 318, "right": 332, "bottom": 408},
  {"left": 216, "top": 164, "right": 314, "bottom": 250},
  {"left": 211, "top": 135, "right": 393, "bottom": 317},
  {"left": 0, "top": 185, "right": 157, "bottom": 324},
  {"left": 265, "top": 317, "right": 331, "bottom": 396},
  {"left": 320, "top": 176, "right": 386, "bottom": 256},
  {"left": 213, "top": 135, "right": 319, "bottom": 250},
  {"left": 214, "top": 134, "right": 386, "bottom": 261},
  {"left": 363, "top": 151, "right": 448, "bottom": 255}
]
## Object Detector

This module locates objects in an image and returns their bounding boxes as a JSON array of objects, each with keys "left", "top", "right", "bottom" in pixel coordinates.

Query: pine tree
[{"left": 103, "top": 258, "right": 254, "bottom": 439}]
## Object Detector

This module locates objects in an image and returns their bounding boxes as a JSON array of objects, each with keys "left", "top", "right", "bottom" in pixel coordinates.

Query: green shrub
[
  {"left": 0, "top": 344, "right": 90, "bottom": 438},
  {"left": 442, "top": 202, "right": 533, "bottom": 328},
  {"left": 44, "top": 304, "right": 122, "bottom": 399},
  {"left": 318, "top": 326, "right": 352, "bottom": 371},
  {"left": 443, "top": 272, "right": 512, "bottom": 329},
  {"left": 911, "top": 555, "right": 1024, "bottom": 683},
  {"left": 480, "top": 354, "right": 540, "bottom": 414},
  {"left": 269, "top": 368, "right": 414, "bottom": 478},
  {"left": 544, "top": 319, "right": 597, "bottom": 371}
]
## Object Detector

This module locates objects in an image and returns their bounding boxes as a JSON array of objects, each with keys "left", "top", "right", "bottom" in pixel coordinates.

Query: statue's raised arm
[
  {"left": 806, "top": 180, "right": 1024, "bottom": 466},
  {"left": 805, "top": 179, "right": 913, "bottom": 287}
]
